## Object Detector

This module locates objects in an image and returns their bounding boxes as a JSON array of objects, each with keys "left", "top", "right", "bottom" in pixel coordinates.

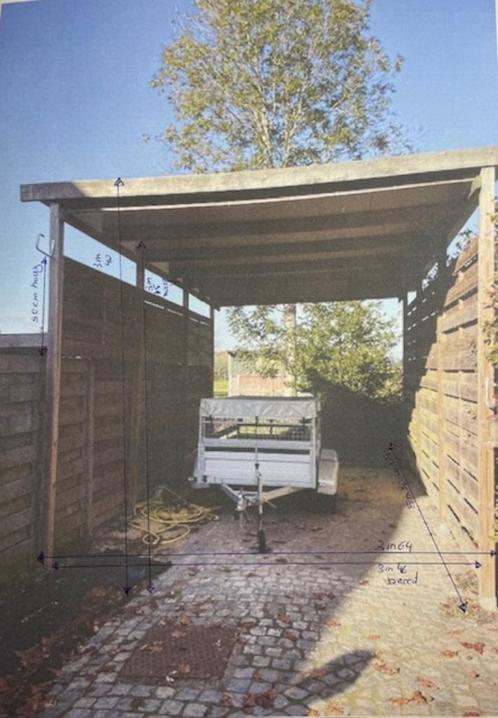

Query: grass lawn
[{"left": 213, "top": 378, "right": 228, "bottom": 396}]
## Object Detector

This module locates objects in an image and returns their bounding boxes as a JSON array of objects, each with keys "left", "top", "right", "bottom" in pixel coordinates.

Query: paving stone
[
  {"left": 253, "top": 655, "right": 271, "bottom": 667},
  {"left": 256, "top": 668, "right": 280, "bottom": 683},
  {"left": 183, "top": 702, "right": 207, "bottom": 717},
  {"left": 284, "top": 686, "right": 309, "bottom": 701},
  {"left": 155, "top": 685, "right": 175, "bottom": 699},
  {"left": 87, "top": 685, "right": 112, "bottom": 698},
  {"left": 109, "top": 683, "right": 133, "bottom": 696},
  {"left": 264, "top": 647, "right": 282, "bottom": 657},
  {"left": 93, "top": 696, "right": 119, "bottom": 709},
  {"left": 285, "top": 705, "right": 307, "bottom": 716},
  {"left": 272, "top": 657, "right": 293, "bottom": 670},
  {"left": 225, "top": 678, "right": 251, "bottom": 693},
  {"left": 158, "top": 698, "right": 184, "bottom": 715},
  {"left": 199, "top": 689, "right": 223, "bottom": 703},
  {"left": 136, "top": 698, "right": 162, "bottom": 712},
  {"left": 95, "top": 672, "right": 116, "bottom": 684},
  {"left": 131, "top": 684, "right": 156, "bottom": 697},
  {"left": 273, "top": 695, "right": 290, "bottom": 710},
  {"left": 73, "top": 698, "right": 96, "bottom": 708},
  {"left": 175, "top": 687, "right": 200, "bottom": 700}
]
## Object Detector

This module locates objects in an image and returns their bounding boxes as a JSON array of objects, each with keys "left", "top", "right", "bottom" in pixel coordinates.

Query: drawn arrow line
[
  {"left": 386, "top": 446, "right": 468, "bottom": 612},
  {"left": 42, "top": 549, "right": 495, "bottom": 559},
  {"left": 52, "top": 560, "right": 481, "bottom": 569}
]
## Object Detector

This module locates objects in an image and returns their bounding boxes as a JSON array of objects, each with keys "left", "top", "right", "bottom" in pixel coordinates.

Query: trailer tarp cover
[{"left": 199, "top": 396, "right": 319, "bottom": 420}]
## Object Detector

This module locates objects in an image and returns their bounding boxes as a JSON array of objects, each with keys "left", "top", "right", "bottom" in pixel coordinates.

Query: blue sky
[{"left": 0, "top": 0, "right": 497, "bottom": 350}]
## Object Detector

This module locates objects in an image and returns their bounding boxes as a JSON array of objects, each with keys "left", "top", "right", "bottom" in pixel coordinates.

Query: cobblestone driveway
[{"left": 38, "top": 465, "right": 498, "bottom": 717}]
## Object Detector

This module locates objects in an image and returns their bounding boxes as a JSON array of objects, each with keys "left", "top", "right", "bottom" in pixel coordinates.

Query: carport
[{"left": 21, "top": 146, "right": 498, "bottom": 608}]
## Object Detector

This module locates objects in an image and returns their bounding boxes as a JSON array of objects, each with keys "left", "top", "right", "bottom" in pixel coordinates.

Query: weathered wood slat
[
  {"left": 444, "top": 262, "right": 477, "bottom": 306},
  {"left": 453, "top": 237, "right": 478, "bottom": 274},
  {"left": 441, "top": 296, "right": 477, "bottom": 333}
]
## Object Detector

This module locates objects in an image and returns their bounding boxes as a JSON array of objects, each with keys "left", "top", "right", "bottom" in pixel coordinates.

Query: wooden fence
[
  {"left": 0, "top": 258, "right": 213, "bottom": 570},
  {"left": 404, "top": 238, "right": 481, "bottom": 548}
]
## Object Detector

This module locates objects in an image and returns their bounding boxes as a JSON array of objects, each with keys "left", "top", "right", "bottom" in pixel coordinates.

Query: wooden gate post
[
  {"left": 42, "top": 202, "right": 64, "bottom": 560},
  {"left": 477, "top": 165, "right": 497, "bottom": 610}
]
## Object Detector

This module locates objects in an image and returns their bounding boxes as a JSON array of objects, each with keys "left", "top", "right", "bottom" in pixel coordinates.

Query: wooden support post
[
  {"left": 42, "top": 203, "right": 64, "bottom": 560},
  {"left": 436, "top": 253, "right": 448, "bottom": 521},
  {"left": 415, "top": 278, "right": 424, "bottom": 477},
  {"left": 85, "top": 361, "right": 95, "bottom": 537},
  {"left": 181, "top": 285, "right": 190, "bottom": 478},
  {"left": 129, "top": 254, "right": 145, "bottom": 507},
  {"left": 477, "top": 165, "right": 497, "bottom": 610},
  {"left": 183, "top": 285, "right": 190, "bottom": 367},
  {"left": 209, "top": 304, "right": 215, "bottom": 396},
  {"left": 401, "top": 294, "right": 408, "bottom": 454}
]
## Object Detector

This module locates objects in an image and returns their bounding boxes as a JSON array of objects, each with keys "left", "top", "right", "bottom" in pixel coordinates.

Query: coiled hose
[{"left": 130, "top": 490, "right": 219, "bottom": 547}]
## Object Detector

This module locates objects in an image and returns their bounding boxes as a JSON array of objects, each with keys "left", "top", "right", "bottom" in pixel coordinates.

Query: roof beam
[
  {"left": 119, "top": 205, "right": 452, "bottom": 256},
  {"left": 20, "top": 146, "right": 498, "bottom": 205}
]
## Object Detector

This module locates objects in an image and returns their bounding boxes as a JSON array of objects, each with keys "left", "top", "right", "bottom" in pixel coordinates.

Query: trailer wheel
[{"left": 258, "top": 529, "right": 266, "bottom": 553}]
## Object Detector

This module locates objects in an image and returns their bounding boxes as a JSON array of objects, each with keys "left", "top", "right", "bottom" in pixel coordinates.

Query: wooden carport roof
[{"left": 21, "top": 146, "right": 498, "bottom": 307}]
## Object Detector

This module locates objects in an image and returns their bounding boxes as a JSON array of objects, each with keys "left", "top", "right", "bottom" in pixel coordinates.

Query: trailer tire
[{"left": 258, "top": 529, "right": 266, "bottom": 553}]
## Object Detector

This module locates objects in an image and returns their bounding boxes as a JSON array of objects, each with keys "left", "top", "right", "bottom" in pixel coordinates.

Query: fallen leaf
[
  {"left": 441, "top": 649, "right": 459, "bottom": 658},
  {"left": 326, "top": 618, "right": 341, "bottom": 628},
  {"left": 359, "top": 580, "right": 369, "bottom": 586},
  {"left": 243, "top": 693, "right": 256, "bottom": 708},
  {"left": 307, "top": 667, "right": 326, "bottom": 679},
  {"left": 367, "top": 634, "right": 380, "bottom": 640},
  {"left": 243, "top": 690, "right": 274, "bottom": 709},
  {"left": 171, "top": 630, "right": 187, "bottom": 639},
  {"left": 221, "top": 693, "right": 233, "bottom": 707},
  {"left": 324, "top": 701, "right": 345, "bottom": 714},
  {"left": 416, "top": 677, "right": 438, "bottom": 690},
  {"left": 460, "top": 642, "right": 485, "bottom": 655},
  {"left": 177, "top": 615, "right": 191, "bottom": 627},
  {"left": 141, "top": 641, "right": 163, "bottom": 654},
  {"left": 464, "top": 669, "right": 480, "bottom": 679},
  {"left": 307, "top": 709, "right": 321, "bottom": 717},
  {"left": 389, "top": 690, "right": 430, "bottom": 705},
  {"left": 177, "top": 660, "right": 191, "bottom": 674},
  {"left": 276, "top": 609, "right": 290, "bottom": 624},
  {"left": 372, "top": 661, "right": 399, "bottom": 676}
]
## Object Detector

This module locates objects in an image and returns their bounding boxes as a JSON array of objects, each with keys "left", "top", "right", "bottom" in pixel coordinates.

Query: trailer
[{"left": 189, "top": 396, "right": 339, "bottom": 551}]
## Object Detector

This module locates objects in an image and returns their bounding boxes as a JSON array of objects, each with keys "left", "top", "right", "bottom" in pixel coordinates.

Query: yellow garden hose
[{"left": 130, "top": 494, "right": 219, "bottom": 547}]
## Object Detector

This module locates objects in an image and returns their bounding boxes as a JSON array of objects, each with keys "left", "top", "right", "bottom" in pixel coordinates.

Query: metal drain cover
[{"left": 120, "top": 621, "right": 237, "bottom": 682}]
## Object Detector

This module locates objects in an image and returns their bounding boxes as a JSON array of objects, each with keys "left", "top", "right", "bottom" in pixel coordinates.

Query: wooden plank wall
[
  {"left": 405, "top": 238, "right": 479, "bottom": 548},
  {"left": 0, "top": 352, "right": 44, "bottom": 567},
  {"left": 60, "top": 258, "right": 213, "bottom": 538},
  {"left": 0, "top": 258, "right": 213, "bottom": 564}
]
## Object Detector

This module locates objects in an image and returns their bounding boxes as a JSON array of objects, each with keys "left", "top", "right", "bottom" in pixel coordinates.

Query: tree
[
  {"left": 151, "top": 0, "right": 405, "bottom": 172},
  {"left": 228, "top": 301, "right": 401, "bottom": 401},
  {"left": 151, "top": 0, "right": 406, "bottom": 399}
]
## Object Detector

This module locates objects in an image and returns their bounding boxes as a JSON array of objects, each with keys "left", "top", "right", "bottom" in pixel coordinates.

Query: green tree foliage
[
  {"left": 152, "top": 0, "right": 406, "bottom": 401},
  {"left": 151, "top": 0, "right": 406, "bottom": 171},
  {"left": 229, "top": 302, "right": 401, "bottom": 401}
]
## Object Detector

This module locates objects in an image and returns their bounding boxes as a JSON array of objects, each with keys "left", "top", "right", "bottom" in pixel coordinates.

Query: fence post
[{"left": 477, "top": 165, "right": 497, "bottom": 610}]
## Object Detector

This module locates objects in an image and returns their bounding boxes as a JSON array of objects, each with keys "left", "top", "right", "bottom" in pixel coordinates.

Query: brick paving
[{"left": 37, "top": 465, "right": 498, "bottom": 717}]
